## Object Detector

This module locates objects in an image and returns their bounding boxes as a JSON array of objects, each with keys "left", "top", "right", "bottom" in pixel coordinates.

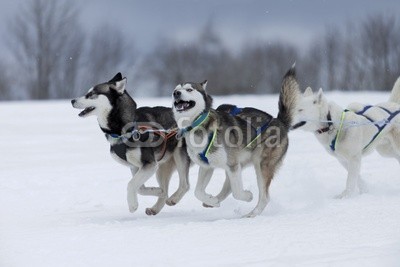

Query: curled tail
[
  {"left": 389, "top": 76, "right": 400, "bottom": 103},
  {"left": 277, "top": 66, "right": 300, "bottom": 128}
]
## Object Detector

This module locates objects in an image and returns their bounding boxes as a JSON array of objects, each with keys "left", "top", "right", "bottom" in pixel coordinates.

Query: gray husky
[
  {"left": 172, "top": 68, "right": 299, "bottom": 217},
  {"left": 71, "top": 73, "right": 190, "bottom": 215}
]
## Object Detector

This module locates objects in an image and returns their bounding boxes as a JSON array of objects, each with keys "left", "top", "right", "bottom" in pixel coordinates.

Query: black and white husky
[
  {"left": 71, "top": 73, "right": 190, "bottom": 215},
  {"left": 291, "top": 76, "right": 400, "bottom": 198},
  {"left": 172, "top": 68, "right": 299, "bottom": 217}
]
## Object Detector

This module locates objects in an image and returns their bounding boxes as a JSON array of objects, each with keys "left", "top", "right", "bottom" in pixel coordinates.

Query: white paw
[
  {"left": 334, "top": 190, "right": 356, "bottom": 199},
  {"left": 242, "top": 212, "right": 257, "bottom": 218},
  {"left": 128, "top": 203, "right": 138, "bottom": 213},
  {"left": 234, "top": 190, "right": 253, "bottom": 202},
  {"left": 127, "top": 194, "right": 138, "bottom": 213},
  {"left": 145, "top": 208, "right": 159, "bottom": 216},
  {"left": 139, "top": 185, "right": 163, "bottom": 196},
  {"left": 202, "top": 195, "right": 220, "bottom": 207},
  {"left": 166, "top": 192, "right": 183, "bottom": 206}
]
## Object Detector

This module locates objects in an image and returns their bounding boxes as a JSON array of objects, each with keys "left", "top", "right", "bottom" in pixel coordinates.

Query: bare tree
[
  {"left": 80, "top": 24, "right": 136, "bottom": 91},
  {"left": 7, "top": 0, "right": 84, "bottom": 99},
  {"left": 238, "top": 42, "right": 298, "bottom": 94},
  {"left": 0, "top": 62, "right": 10, "bottom": 100},
  {"left": 140, "top": 20, "right": 233, "bottom": 96},
  {"left": 360, "top": 14, "right": 398, "bottom": 90},
  {"left": 298, "top": 42, "right": 323, "bottom": 91}
]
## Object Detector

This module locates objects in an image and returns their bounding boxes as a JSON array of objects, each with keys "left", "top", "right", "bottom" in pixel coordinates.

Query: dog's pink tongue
[{"left": 177, "top": 102, "right": 189, "bottom": 111}]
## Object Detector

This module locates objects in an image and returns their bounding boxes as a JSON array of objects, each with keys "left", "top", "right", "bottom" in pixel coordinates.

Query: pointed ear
[
  {"left": 200, "top": 80, "right": 208, "bottom": 90},
  {"left": 304, "top": 87, "right": 313, "bottom": 96},
  {"left": 316, "top": 88, "right": 325, "bottom": 104},
  {"left": 112, "top": 77, "right": 127, "bottom": 94},
  {"left": 109, "top": 72, "right": 123, "bottom": 83}
]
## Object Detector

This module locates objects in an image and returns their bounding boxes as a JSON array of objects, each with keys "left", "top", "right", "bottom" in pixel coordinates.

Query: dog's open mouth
[
  {"left": 291, "top": 121, "right": 306, "bottom": 130},
  {"left": 174, "top": 100, "right": 195, "bottom": 112},
  {"left": 79, "top": 107, "right": 95, "bottom": 117}
]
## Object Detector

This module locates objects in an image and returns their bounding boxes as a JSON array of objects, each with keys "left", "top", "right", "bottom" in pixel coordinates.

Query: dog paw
[
  {"left": 233, "top": 190, "right": 253, "bottom": 202},
  {"left": 166, "top": 193, "right": 182, "bottom": 206},
  {"left": 242, "top": 212, "right": 257, "bottom": 218},
  {"left": 202, "top": 203, "right": 216, "bottom": 208},
  {"left": 139, "top": 185, "right": 163, "bottom": 196},
  {"left": 128, "top": 204, "right": 138, "bottom": 213},
  {"left": 166, "top": 198, "right": 177, "bottom": 206},
  {"left": 203, "top": 195, "right": 220, "bottom": 207},
  {"left": 145, "top": 208, "right": 159, "bottom": 216},
  {"left": 243, "top": 191, "right": 253, "bottom": 202},
  {"left": 334, "top": 190, "right": 356, "bottom": 199}
]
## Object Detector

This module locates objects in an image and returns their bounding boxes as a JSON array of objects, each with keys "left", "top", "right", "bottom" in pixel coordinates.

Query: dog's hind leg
[
  {"left": 226, "top": 164, "right": 253, "bottom": 202},
  {"left": 127, "top": 163, "right": 157, "bottom": 213},
  {"left": 145, "top": 162, "right": 174, "bottom": 216},
  {"left": 194, "top": 167, "right": 220, "bottom": 207},
  {"left": 335, "top": 156, "right": 361, "bottom": 199},
  {"left": 166, "top": 149, "right": 190, "bottom": 206},
  {"left": 244, "top": 161, "right": 272, "bottom": 218}
]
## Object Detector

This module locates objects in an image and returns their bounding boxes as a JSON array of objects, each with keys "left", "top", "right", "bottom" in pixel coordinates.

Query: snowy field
[{"left": 1, "top": 92, "right": 399, "bottom": 267}]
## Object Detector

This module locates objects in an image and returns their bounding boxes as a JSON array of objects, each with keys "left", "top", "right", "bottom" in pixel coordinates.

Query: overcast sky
[{"left": 1, "top": 0, "right": 399, "bottom": 53}]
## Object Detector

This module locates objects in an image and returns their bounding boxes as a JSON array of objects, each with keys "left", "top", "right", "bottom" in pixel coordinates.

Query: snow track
[{"left": 1, "top": 93, "right": 399, "bottom": 266}]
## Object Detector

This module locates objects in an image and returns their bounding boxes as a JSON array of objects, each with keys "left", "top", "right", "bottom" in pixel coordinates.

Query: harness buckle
[{"left": 131, "top": 130, "right": 141, "bottom": 141}]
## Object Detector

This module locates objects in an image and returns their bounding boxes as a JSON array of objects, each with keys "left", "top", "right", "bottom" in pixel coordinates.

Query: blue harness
[
  {"left": 179, "top": 106, "right": 272, "bottom": 164},
  {"left": 228, "top": 105, "right": 272, "bottom": 149},
  {"left": 330, "top": 105, "right": 400, "bottom": 152},
  {"left": 178, "top": 111, "right": 216, "bottom": 164}
]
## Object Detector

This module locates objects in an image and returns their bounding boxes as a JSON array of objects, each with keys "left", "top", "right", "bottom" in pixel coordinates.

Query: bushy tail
[
  {"left": 389, "top": 76, "right": 400, "bottom": 103},
  {"left": 277, "top": 66, "right": 300, "bottom": 128}
]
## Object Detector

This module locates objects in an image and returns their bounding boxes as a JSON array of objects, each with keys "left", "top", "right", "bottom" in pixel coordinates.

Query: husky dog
[
  {"left": 291, "top": 77, "right": 400, "bottom": 198},
  {"left": 71, "top": 73, "right": 190, "bottom": 215},
  {"left": 172, "top": 68, "right": 299, "bottom": 217}
]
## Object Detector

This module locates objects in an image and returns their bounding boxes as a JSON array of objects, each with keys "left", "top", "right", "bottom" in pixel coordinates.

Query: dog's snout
[
  {"left": 173, "top": 90, "right": 181, "bottom": 99},
  {"left": 71, "top": 99, "right": 76, "bottom": 105}
]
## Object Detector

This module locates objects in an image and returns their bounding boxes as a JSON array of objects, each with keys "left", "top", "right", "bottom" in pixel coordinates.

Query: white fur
[
  {"left": 389, "top": 76, "right": 400, "bottom": 103},
  {"left": 292, "top": 86, "right": 400, "bottom": 198},
  {"left": 173, "top": 85, "right": 206, "bottom": 128},
  {"left": 114, "top": 78, "right": 127, "bottom": 94},
  {"left": 172, "top": 84, "right": 254, "bottom": 209}
]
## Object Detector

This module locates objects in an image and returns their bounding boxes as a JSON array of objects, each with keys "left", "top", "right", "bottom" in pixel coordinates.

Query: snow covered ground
[{"left": 1, "top": 92, "right": 399, "bottom": 267}]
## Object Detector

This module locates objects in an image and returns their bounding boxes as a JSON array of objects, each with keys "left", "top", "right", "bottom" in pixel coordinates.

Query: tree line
[{"left": 0, "top": 0, "right": 399, "bottom": 100}]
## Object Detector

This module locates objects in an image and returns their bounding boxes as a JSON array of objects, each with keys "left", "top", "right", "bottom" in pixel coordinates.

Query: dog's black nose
[
  {"left": 71, "top": 99, "right": 76, "bottom": 105},
  {"left": 173, "top": 90, "right": 181, "bottom": 98}
]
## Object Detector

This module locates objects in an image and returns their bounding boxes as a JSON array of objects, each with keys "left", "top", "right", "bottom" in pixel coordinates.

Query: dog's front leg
[
  {"left": 127, "top": 164, "right": 157, "bottom": 213},
  {"left": 336, "top": 156, "right": 361, "bottom": 199},
  {"left": 226, "top": 164, "right": 253, "bottom": 202},
  {"left": 194, "top": 167, "right": 220, "bottom": 207},
  {"left": 215, "top": 172, "right": 231, "bottom": 201},
  {"left": 202, "top": 171, "right": 232, "bottom": 208},
  {"left": 337, "top": 159, "right": 368, "bottom": 194},
  {"left": 130, "top": 167, "right": 162, "bottom": 197}
]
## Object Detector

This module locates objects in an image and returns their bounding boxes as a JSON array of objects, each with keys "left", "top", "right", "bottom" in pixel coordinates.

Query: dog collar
[
  {"left": 316, "top": 111, "right": 333, "bottom": 134},
  {"left": 177, "top": 110, "right": 210, "bottom": 138}
]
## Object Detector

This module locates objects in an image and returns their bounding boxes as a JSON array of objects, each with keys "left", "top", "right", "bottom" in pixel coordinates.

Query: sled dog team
[{"left": 72, "top": 67, "right": 400, "bottom": 218}]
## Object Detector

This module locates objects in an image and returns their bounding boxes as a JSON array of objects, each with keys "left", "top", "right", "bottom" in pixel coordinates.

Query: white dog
[{"left": 291, "top": 77, "right": 400, "bottom": 198}]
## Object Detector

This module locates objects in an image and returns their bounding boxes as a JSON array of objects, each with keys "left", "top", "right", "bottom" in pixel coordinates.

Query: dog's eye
[
  {"left": 298, "top": 109, "right": 304, "bottom": 112},
  {"left": 86, "top": 92, "right": 97, "bottom": 99},
  {"left": 186, "top": 89, "right": 193, "bottom": 92},
  {"left": 313, "top": 100, "right": 317, "bottom": 104}
]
